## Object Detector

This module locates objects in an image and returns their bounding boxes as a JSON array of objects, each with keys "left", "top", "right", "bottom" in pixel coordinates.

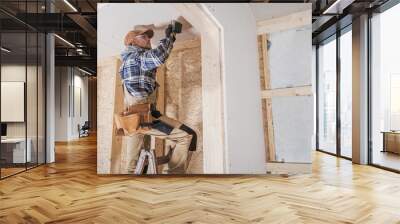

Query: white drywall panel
[
  {"left": 54, "top": 67, "right": 70, "bottom": 141},
  {"left": 266, "top": 9, "right": 313, "bottom": 165},
  {"left": 269, "top": 26, "right": 312, "bottom": 88},
  {"left": 203, "top": 3, "right": 266, "bottom": 173},
  {"left": 272, "top": 96, "right": 313, "bottom": 163},
  {"left": 54, "top": 67, "right": 89, "bottom": 141}
]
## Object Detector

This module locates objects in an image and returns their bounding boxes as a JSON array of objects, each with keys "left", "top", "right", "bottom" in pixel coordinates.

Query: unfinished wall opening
[
  {"left": 255, "top": 6, "right": 313, "bottom": 174},
  {"left": 150, "top": 20, "right": 203, "bottom": 173}
]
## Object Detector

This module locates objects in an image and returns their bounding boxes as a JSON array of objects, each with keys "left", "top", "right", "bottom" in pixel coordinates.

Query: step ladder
[{"left": 134, "top": 135, "right": 172, "bottom": 175}]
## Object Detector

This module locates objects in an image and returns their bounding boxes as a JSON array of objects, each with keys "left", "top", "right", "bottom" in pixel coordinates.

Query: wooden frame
[
  {"left": 261, "top": 85, "right": 313, "bottom": 98},
  {"left": 259, "top": 34, "right": 276, "bottom": 162},
  {"left": 257, "top": 8, "right": 312, "bottom": 170},
  {"left": 175, "top": 4, "right": 226, "bottom": 173},
  {"left": 257, "top": 10, "right": 311, "bottom": 34}
]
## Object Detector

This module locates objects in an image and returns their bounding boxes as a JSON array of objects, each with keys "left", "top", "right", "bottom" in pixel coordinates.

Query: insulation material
[
  {"left": 268, "top": 26, "right": 312, "bottom": 89},
  {"left": 267, "top": 25, "right": 313, "bottom": 165},
  {"left": 271, "top": 96, "right": 313, "bottom": 163},
  {"left": 165, "top": 40, "right": 203, "bottom": 173}
]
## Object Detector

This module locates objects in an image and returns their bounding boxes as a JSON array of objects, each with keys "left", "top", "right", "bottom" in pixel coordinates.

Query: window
[
  {"left": 370, "top": 2, "right": 400, "bottom": 171},
  {"left": 0, "top": 1, "right": 47, "bottom": 179},
  {"left": 318, "top": 37, "right": 337, "bottom": 154},
  {"left": 340, "top": 29, "right": 352, "bottom": 158},
  {"left": 390, "top": 74, "right": 400, "bottom": 130}
]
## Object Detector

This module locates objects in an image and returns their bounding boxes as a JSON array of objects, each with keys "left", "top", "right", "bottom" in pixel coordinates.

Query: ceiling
[{"left": 0, "top": 0, "right": 396, "bottom": 74}]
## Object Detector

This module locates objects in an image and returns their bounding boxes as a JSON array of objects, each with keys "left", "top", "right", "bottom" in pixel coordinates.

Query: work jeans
[{"left": 123, "top": 85, "right": 192, "bottom": 174}]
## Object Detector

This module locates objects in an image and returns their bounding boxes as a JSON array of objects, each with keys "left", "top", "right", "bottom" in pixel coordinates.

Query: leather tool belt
[
  {"left": 114, "top": 103, "right": 153, "bottom": 136},
  {"left": 114, "top": 102, "right": 197, "bottom": 151}
]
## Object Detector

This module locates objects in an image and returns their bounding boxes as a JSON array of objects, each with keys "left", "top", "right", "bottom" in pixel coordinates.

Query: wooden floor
[
  {"left": 1, "top": 167, "right": 26, "bottom": 178},
  {"left": 373, "top": 150, "right": 400, "bottom": 171},
  {"left": 1, "top": 135, "right": 400, "bottom": 223}
]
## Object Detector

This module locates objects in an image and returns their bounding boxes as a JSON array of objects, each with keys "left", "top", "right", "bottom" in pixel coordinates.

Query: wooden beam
[
  {"left": 156, "top": 65, "right": 166, "bottom": 114},
  {"left": 257, "top": 10, "right": 311, "bottom": 34},
  {"left": 259, "top": 34, "right": 276, "bottom": 162},
  {"left": 67, "top": 14, "right": 97, "bottom": 39},
  {"left": 98, "top": 57, "right": 120, "bottom": 173},
  {"left": 155, "top": 65, "right": 166, "bottom": 173},
  {"left": 261, "top": 85, "right": 312, "bottom": 99}
]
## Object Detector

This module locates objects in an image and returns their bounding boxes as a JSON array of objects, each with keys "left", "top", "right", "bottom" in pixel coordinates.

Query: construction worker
[{"left": 119, "top": 24, "right": 197, "bottom": 174}]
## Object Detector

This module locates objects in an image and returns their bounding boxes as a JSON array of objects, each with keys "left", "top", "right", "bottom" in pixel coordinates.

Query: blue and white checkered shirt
[{"left": 119, "top": 37, "right": 175, "bottom": 98}]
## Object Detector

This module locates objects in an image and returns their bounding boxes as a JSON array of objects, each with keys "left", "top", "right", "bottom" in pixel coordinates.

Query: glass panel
[
  {"left": 1, "top": 30, "right": 27, "bottom": 178},
  {"left": 27, "top": 31, "right": 38, "bottom": 169},
  {"left": 26, "top": 0, "right": 38, "bottom": 169},
  {"left": 371, "top": 3, "right": 400, "bottom": 171},
  {"left": 318, "top": 37, "right": 337, "bottom": 154},
  {"left": 0, "top": 1, "right": 46, "bottom": 178},
  {"left": 340, "top": 29, "right": 352, "bottom": 158}
]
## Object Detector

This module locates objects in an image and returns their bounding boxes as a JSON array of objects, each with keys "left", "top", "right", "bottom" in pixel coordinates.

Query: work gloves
[{"left": 165, "top": 24, "right": 176, "bottom": 42}]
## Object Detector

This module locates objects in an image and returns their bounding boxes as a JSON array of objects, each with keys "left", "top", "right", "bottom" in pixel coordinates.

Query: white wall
[
  {"left": 202, "top": 3, "right": 266, "bottom": 173},
  {"left": 312, "top": 45, "right": 317, "bottom": 150},
  {"left": 98, "top": 4, "right": 181, "bottom": 60},
  {"left": 54, "top": 67, "right": 89, "bottom": 141},
  {"left": 55, "top": 67, "right": 68, "bottom": 141},
  {"left": 1, "top": 63, "right": 47, "bottom": 164},
  {"left": 1, "top": 65, "right": 37, "bottom": 138}
]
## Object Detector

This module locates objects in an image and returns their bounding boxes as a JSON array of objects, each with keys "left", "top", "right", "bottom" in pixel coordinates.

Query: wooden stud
[
  {"left": 155, "top": 65, "right": 166, "bottom": 173},
  {"left": 259, "top": 34, "right": 276, "bottom": 162},
  {"left": 261, "top": 85, "right": 313, "bottom": 98},
  {"left": 109, "top": 58, "right": 124, "bottom": 173},
  {"left": 257, "top": 10, "right": 311, "bottom": 34}
]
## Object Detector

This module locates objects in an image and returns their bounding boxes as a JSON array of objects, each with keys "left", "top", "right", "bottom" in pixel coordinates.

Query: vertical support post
[
  {"left": 259, "top": 34, "right": 276, "bottom": 162},
  {"left": 316, "top": 45, "right": 320, "bottom": 150},
  {"left": 336, "top": 29, "right": 341, "bottom": 156},
  {"left": 46, "top": 15, "right": 55, "bottom": 164},
  {"left": 154, "top": 65, "right": 166, "bottom": 172},
  {"left": 352, "top": 14, "right": 369, "bottom": 164}
]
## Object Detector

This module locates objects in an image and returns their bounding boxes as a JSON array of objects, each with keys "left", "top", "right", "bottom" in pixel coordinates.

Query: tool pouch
[{"left": 114, "top": 103, "right": 152, "bottom": 136}]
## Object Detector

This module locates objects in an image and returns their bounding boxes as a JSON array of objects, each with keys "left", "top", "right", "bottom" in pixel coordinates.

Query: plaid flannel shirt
[{"left": 119, "top": 37, "right": 175, "bottom": 98}]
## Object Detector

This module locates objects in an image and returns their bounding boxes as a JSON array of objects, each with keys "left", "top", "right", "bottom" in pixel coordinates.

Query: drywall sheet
[
  {"left": 269, "top": 26, "right": 312, "bottom": 88},
  {"left": 204, "top": 3, "right": 267, "bottom": 173},
  {"left": 1, "top": 82, "right": 25, "bottom": 122},
  {"left": 266, "top": 12, "right": 313, "bottom": 166},
  {"left": 272, "top": 96, "right": 313, "bottom": 163}
]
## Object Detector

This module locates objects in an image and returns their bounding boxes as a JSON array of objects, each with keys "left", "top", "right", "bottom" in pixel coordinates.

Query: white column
[
  {"left": 46, "top": 33, "right": 55, "bottom": 163},
  {"left": 352, "top": 14, "right": 369, "bottom": 164},
  {"left": 45, "top": 0, "right": 56, "bottom": 163}
]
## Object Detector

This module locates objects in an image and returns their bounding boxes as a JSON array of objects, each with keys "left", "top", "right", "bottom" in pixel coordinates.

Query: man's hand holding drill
[{"left": 165, "top": 20, "right": 182, "bottom": 41}]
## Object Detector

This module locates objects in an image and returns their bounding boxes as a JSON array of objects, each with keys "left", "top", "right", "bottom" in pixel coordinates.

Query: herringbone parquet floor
[{"left": 1, "top": 135, "right": 400, "bottom": 224}]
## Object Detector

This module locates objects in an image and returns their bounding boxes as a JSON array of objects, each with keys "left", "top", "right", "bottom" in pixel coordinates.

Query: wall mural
[{"left": 97, "top": 3, "right": 313, "bottom": 175}]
